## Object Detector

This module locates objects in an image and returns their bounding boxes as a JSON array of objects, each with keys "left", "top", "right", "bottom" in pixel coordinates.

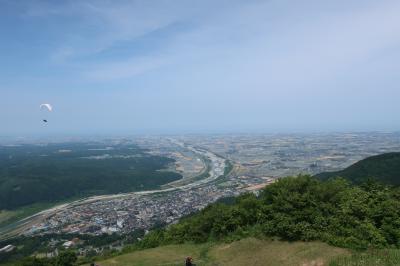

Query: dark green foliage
[
  {"left": 137, "top": 229, "right": 166, "bottom": 249},
  {"left": 17, "top": 257, "right": 53, "bottom": 266},
  {"left": 316, "top": 152, "right": 400, "bottom": 185},
  {"left": 223, "top": 160, "right": 234, "bottom": 176},
  {"left": 139, "top": 176, "right": 400, "bottom": 250},
  {"left": 0, "top": 231, "right": 145, "bottom": 265},
  {"left": 214, "top": 196, "right": 236, "bottom": 206},
  {"left": 0, "top": 143, "right": 181, "bottom": 209},
  {"left": 8, "top": 251, "right": 77, "bottom": 266},
  {"left": 0, "top": 235, "right": 51, "bottom": 263},
  {"left": 55, "top": 251, "right": 77, "bottom": 266}
]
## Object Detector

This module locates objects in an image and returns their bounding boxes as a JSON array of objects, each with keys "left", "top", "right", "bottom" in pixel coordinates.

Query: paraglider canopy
[
  {"left": 40, "top": 103, "right": 53, "bottom": 123},
  {"left": 40, "top": 103, "right": 53, "bottom": 112}
]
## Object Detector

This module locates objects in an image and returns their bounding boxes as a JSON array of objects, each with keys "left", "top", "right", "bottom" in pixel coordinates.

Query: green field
[
  {"left": 0, "top": 202, "right": 53, "bottom": 230},
  {"left": 92, "top": 238, "right": 350, "bottom": 266},
  {"left": 0, "top": 210, "right": 15, "bottom": 225}
]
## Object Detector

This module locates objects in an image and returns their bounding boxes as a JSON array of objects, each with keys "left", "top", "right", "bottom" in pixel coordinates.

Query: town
[{"left": 12, "top": 132, "right": 400, "bottom": 240}]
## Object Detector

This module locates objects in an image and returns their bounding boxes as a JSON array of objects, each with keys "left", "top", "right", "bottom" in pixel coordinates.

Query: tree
[{"left": 55, "top": 251, "right": 77, "bottom": 266}]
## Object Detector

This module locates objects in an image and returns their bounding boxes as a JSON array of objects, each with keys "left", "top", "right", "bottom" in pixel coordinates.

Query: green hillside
[
  {"left": 90, "top": 238, "right": 400, "bottom": 266},
  {"left": 315, "top": 152, "right": 400, "bottom": 185},
  {"left": 137, "top": 175, "right": 400, "bottom": 250},
  {"left": 91, "top": 238, "right": 350, "bottom": 266}
]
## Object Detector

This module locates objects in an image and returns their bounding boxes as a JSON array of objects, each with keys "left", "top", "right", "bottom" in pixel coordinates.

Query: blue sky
[{"left": 1, "top": 0, "right": 400, "bottom": 136}]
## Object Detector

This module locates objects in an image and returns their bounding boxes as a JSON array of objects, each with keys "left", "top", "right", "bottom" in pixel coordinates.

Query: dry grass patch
[
  {"left": 90, "top": 244, "right": 207, "bottom": 266},
  {"left": 93, "top": 238, "right": 350, "bottom": 266},
  {"left": 207, "top": 238, "right": 349, "bottom": 266}
]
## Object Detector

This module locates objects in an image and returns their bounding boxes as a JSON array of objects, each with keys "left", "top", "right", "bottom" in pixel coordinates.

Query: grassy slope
[
  {"left": 315, "top": 152, "right": 400, "bottom": 185},
  {"left": 330, "top": 249, "right": 400, "bottom": 266},
  {"left": 92, "top": 238, "right": 350, "bottom": 266},
  {"left": 89, "top": 244, "right": 207, "bottom": 266}
]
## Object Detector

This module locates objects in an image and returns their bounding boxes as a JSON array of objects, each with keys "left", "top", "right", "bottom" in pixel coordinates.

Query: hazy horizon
[{"left": 1, "top": 0, "right": 400, "bottom": 136}]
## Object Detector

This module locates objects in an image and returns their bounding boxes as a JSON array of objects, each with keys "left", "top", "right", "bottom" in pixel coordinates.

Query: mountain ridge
[{"left": 315, "top": 152, "right": 400, "bottom": 185}]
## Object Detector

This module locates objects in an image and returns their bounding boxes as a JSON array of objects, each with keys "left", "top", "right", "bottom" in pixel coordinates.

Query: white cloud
[
  {"left": 53, "top": 0, "right": 400, "bottom": 87},
  {"left": 26, "top": 0, "right": 202, "bottom": 60},
  {"left": 3, "top": 0, "right": 400, "bottom": 133},
  {"left": 84, "top": 56, "right": 168, "bottom": 81}
]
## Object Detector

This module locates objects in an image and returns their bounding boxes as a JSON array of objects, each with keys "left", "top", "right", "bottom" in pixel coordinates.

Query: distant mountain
[{"left": 315, "top": 152, "right": 400, "bottom": 185}]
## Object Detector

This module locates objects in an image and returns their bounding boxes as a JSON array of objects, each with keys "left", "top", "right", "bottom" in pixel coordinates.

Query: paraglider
[
  {"left": 40, "top": 103, "right": 53, "bottom": 123},
  {"left": 40, "top": 103, "right": 53, "bottom": 112}
]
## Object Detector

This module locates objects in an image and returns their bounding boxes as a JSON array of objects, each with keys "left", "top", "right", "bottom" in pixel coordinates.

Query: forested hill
[
  {"left": 138, "top": 175, "right": 400, "bottom": 250},
  {"left": 315, "top": 152, "right": 400, "bottom": 185},
  {"left": 0, "top": 143, "right": 181, "bottom": 210}
]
